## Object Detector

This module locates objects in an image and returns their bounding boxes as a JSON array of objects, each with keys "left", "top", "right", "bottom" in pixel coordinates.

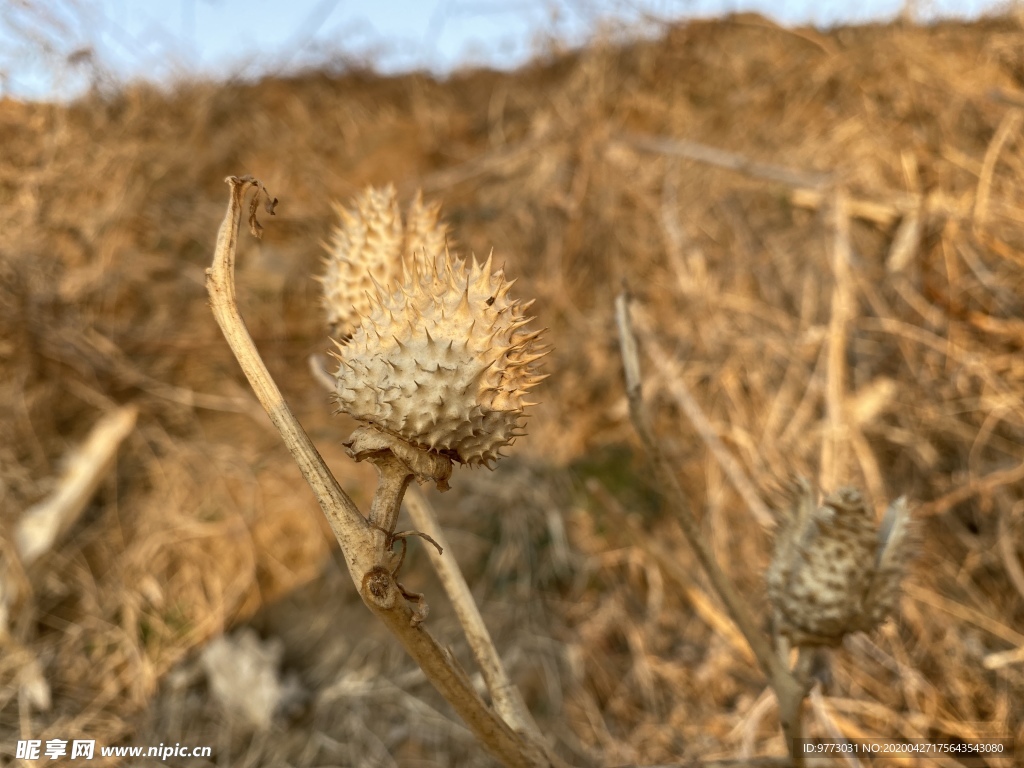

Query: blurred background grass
[{"left": 1, "top": 4, "right": 1023, "bottom": 766}]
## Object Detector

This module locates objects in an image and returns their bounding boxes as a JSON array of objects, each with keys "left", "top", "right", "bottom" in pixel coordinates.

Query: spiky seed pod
[
  {"left": 320, "top": 186, "right": 402, "bottom": 338},
  {"left": 333, "top": 252, "right": 548, "bottom": 467},
  {"left": 403, "top": 191, "right": 449, "bottom": 264},
  {"left": 767, "top": 482, "right": 915, "bottom": 647},
  {"left": 319, "top": 186, "right": 448, "bottom": 339}
]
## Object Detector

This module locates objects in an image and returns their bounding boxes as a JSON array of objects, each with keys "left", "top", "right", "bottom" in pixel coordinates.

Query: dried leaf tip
[{"left": 225, "top": 175, "right": 277, "bottom": 239}]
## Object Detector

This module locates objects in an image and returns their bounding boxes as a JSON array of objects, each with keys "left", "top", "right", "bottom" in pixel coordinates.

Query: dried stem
[
  {"left": 404, "top": 486, "right": 544, "bottom": 741},
  {"left": 616, "top": 132, "right": 831, "bottom": 191},
  {"left": 206, "top": 177, "right": 375, "bottom": 575},
  {"left": 615, "top": 291, "right": 808, "bottom": 764},
  {"left": 366, "top": 454, "right": 413, "bottom": 537},
  {"left": 630, "top": 314, "right": 775, "bottom": 528},
  {"left": 974, "top": 108, "right": 1022, "bottom": 231},
  {"left": 206, "top": 176, "right": 556, "bottom": 768},
  {"left": 821, "top": 188, "right": 854, "bottom": 493}
]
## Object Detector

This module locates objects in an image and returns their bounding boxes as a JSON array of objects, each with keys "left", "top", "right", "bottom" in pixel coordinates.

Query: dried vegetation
[{"left": 1, "top": 13, "right": 1023, "bottom": 766}]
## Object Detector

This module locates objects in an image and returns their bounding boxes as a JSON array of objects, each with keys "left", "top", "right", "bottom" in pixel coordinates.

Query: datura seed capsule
[
  {"left": 320, "top": 185, "right": 448, "bottom": 339},
  {"left": 767, "top": 481, "right": 914, "bottom": 647},
  {"left": 327, "top": 189, "right": 548, "bottom": 468}
]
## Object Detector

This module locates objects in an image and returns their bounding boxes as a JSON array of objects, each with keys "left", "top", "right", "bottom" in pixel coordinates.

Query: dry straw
[{"left": 3, "top": 13, "right": 1023, "bottom": 768}]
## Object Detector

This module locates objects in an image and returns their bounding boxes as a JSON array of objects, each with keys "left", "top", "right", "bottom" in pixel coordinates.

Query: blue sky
[{"left": 0, "top": 0, "right": 1009, "bottom": 100}]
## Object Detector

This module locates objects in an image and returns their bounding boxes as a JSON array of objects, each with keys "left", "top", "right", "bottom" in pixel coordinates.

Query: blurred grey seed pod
[
  {"left": 767, "top": 480, "right": 915, "bottom": 647},
  {"left": 319, "top": 185, "right": 448, "bottom": 339}
]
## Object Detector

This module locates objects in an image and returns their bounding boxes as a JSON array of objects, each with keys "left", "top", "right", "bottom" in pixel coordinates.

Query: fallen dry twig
[{"left": 15, "top": 404, "right": 138, "bottom": 566}]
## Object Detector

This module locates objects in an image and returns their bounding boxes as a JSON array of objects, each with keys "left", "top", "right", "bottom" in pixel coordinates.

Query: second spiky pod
[
  {"left": 321, "top": 186, "right": 548, "bottom": 478},
  {"left": 320, "top": 185, "right": 448, "bottom": 341},
  {"left": 767, "top": 481, "right": 914, "bottom": 647}
]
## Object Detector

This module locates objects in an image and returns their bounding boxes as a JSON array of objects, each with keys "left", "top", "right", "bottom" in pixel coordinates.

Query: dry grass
[{"left": 1, "top": 12, "right": 1023, "bottom": 766}]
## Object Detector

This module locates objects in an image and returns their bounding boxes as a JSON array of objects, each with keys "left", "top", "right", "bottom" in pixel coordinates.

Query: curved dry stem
[
  {"left": 614, "top": 292, "right": 781, "bottom": 682},
  {"left": 369, "top": 456, "right": 414, "bottom": 536},
  {"left": 615, "top": 291, "right": 807, "bottom": 763},
  {"left": 206, "top": 176, "right": 556, "bottom": 768},
  {"left": 206, "top": 176, "right": 375, "bottom": 577}
]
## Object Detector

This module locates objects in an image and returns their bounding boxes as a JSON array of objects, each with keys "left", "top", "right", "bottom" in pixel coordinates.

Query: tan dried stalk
[
  {"left": 821, "top": 188, "right": 855, "bottom": 493},
  {"left": 404, "top": 487, "right": 543, "bottom": 740},
  {"left": 206, "top": 176, "right": 558, "bottom": 768},
  {"left": 15, "top": 405, "right": 138, "bottom": 567},
  {"left": 615, "top": 292, "right": 812, "bottom": 765}
]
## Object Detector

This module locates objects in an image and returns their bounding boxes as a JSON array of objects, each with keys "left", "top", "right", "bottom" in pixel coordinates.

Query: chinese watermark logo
[{"left": 16, "top": 739, "right": 209, "bottom": 761}]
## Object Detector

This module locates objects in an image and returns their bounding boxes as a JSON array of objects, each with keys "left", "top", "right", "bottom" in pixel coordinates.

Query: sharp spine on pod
[{"left": 325, "top": 186, "right": 549, "bottom": 469}]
